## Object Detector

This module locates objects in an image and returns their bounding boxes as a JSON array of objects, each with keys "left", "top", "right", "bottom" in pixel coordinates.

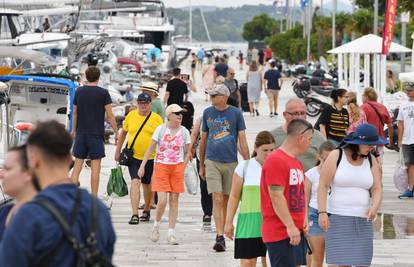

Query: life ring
[{"left": 15, "top": 122, "right": 34, "bottom": 132}]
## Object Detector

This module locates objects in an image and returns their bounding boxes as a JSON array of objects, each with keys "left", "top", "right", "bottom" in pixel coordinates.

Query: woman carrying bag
[
  {"left": 139, "top": 104, "right": 192, "bottom": 245},
  {"left": 318, "top": 123, "right": 385, "bottom": 267}
]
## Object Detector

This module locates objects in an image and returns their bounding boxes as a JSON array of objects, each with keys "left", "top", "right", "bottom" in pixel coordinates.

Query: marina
[{"left": 0, "top": 0, "right": 413, "bottom": 266}]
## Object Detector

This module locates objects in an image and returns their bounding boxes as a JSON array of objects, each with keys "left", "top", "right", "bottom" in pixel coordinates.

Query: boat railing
[{"left": 0, "top": 122, "right": 21, "bottom": 156}]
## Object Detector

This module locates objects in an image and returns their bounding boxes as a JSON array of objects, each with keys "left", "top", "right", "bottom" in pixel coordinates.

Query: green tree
[
  {"left": 354, "top": 0, "right": 386, "bottom": 10},
  {"left": 314, "top": 16, "right": 331, "bottom": 56},
  {"left": 242, "top": 13, "right": 276, "bottom": 41},
  {"left": 352, "top": 9, "right": 374, "bottom": 35},
  {"left": 399, "top": 0, "right": 414, "bottom": 13}
]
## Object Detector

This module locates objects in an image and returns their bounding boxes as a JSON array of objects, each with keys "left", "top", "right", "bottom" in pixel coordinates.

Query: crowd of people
[{"left": 0, "top": 48, "right": 413, "bottom": 267}]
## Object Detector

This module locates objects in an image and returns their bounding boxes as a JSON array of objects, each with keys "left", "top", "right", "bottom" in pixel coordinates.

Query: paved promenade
[{"left": 77, "top": 57, "right": 414, "bottom": 266}]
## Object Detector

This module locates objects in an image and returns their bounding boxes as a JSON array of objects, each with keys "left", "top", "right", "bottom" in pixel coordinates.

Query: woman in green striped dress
[{"left": 225, "top": 131, "right": 276, "bottom": 267}]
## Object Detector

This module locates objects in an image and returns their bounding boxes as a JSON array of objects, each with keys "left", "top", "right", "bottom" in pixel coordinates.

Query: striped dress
[{"left": 234, "top": 159, "right": 266, "bottom": 259}]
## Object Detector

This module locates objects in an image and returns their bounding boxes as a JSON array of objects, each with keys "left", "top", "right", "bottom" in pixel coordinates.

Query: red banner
[{"left": 382, "top": 0, "right": 398, "bottom": 55}]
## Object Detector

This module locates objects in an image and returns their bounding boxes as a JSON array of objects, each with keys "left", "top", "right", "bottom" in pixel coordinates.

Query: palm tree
[
  {"left": 352, "top": 9, "right": 374, "bottom": 36},
  {"left": 314, "top": 16, "right": 331, "bottom": 56}
]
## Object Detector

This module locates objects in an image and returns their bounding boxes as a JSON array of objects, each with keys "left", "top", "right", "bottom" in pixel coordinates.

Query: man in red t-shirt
[
  {"left": 361, "top": 87, "right": 394, "bottom": 162},
  {"left": 261, "top": 119, "right": 313, "bottom": 267}
]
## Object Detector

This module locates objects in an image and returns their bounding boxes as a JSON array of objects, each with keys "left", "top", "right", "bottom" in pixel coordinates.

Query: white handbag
[
  {"left": 184, "top": 160, "right": 199, "bottom": 195},
  {"left": 393, "top": 150, "right": 408, "bottom": 193}
]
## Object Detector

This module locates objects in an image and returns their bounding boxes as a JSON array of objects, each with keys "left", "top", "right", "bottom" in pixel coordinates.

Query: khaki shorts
[
  {"left": 205, "top": 160, "right": 238, "bottom": 195},
  {"left": 267, "top": 89, "right": 280, "bottom": 96}
]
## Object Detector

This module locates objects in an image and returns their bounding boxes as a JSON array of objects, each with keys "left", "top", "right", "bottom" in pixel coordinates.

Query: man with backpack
[
  {"left": 0, "top": 120, "right": 116, "bottom": 267},
  {"left": 361, "top": 87, "right": 394, "bottom": 163}
]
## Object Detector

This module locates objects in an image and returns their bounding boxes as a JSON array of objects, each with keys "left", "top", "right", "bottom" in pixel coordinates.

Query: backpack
[
  {"left": 31, "top": 188, "right": 115, "bottom": 267},
  {"left": 336, "top": 148, "right": 372, "bottom": 168}
]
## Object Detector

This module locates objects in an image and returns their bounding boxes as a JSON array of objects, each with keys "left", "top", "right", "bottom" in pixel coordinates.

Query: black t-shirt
[
  {"left": 166, "top": 78, "right": 188, "bottom": 107},
  {"left": 214, "top": 63, "right": 228, "bottom": 77},
  {"left": 73, "top": 85, "right": 112, "bottom": 136},
  {"left": 318, "top": 105, "right": 349, "bottom": 142},
  {"left": 264, "top": 69, "right": 282, "bottom": 90}
]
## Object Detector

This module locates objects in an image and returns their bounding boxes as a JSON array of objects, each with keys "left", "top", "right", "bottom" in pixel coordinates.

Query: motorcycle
[
  {"left": 304, "top": 87, "right": 333, "bottom": 117},
  {"left": 293, "top": 72, "right": 338, "bottom": 99},
  {"left": 292, "top": 74, "right": 311, "bottom": 98}
]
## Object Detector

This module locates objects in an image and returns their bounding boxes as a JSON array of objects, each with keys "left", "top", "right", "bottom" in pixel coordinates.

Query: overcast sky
[{"left": 163, "top": 0, "right": 351, "bottom": 8}]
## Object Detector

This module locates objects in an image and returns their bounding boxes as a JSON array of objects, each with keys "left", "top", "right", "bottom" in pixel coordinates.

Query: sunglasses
[{"left": 173, "top": 111, "right": 184, "bottom": 116}]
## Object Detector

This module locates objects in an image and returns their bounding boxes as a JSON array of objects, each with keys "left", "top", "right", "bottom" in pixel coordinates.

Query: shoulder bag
[{"left": 119, "top": 113, "right": 152, "bottom": 166}]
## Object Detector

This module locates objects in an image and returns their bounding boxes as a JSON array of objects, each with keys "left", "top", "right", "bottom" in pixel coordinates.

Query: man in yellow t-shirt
[{"left": 115, "top": 93, "right": 163, "bottom": 224}]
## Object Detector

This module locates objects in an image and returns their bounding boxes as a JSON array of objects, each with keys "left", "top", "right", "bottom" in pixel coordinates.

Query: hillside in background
[
  {"left": 167, "top": 3, "right": 353, "bottom": 42},
  {"left": 167, "top": 5, "right": 278, "bottom": 42}
]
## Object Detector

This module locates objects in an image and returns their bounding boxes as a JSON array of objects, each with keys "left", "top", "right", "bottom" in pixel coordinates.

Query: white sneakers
[
  {"left": 150, "top": 226, "right": 160, "bottom": 242},
  {"left": 167, "top": 233, "right": 179, "bottom": 245},
  {"left": 150, "top": 226, "right": 179, "bottom": 245}
]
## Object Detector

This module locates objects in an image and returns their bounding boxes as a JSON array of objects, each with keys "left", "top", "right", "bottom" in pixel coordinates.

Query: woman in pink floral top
[
  {"left": 347, "top": 91, "right": 367, "bottom": 134},
  {"left": 139, "top": 104, "right": 191, "bottom": 245}
]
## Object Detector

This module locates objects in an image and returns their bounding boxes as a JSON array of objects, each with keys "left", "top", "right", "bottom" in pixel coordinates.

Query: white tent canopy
[
  {"left": 326, "top": 34, "right": 411, "bottom": 102},
  {"left": 327, "top": 34, "right": 411, "bottom": 54}
]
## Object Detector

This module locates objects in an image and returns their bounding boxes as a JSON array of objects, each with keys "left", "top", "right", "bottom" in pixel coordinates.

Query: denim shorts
[
  {"left": 308, "top": 206, "right": 325, "bottom": 237},
  {"left": 128, "top": 158, "right": 154, "bottom": 184},
  {"left": 72, "top": 133, "right": 105, "bottom": 160}
]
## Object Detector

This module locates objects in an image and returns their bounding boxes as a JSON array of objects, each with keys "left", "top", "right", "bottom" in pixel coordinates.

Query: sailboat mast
[{"left": 189, "top": 0, "right": 192, "bottom": 43}]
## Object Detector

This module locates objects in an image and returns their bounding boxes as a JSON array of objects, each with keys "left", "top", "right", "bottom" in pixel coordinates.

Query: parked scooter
[{"left": 305, "top": 87, "right": 333, "bottom": 117}]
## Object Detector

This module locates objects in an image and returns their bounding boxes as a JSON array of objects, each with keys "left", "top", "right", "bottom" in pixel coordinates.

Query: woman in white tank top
[{"left": 317, "top": 123, "right": 386, "bottom": 267}]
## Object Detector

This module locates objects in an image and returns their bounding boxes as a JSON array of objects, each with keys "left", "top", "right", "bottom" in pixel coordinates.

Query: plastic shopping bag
[
  {"left": 184, "top": 160, "right": 199, "bottom": 195},
  {"left": 393, "top": 150, "right": 408, "bottom": 194},
  {"left": 107, "top": 166, "right": 128, "bottom": 197}
]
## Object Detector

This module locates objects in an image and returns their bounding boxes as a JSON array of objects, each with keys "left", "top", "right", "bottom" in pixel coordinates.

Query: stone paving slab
[{"left": 77, "top": 56, "right": 414, "bottom": 266}]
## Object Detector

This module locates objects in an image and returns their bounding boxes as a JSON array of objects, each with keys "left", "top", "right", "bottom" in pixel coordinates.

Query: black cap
[{"left": 137, "top": 92, "right": 152, "bottom": 103}]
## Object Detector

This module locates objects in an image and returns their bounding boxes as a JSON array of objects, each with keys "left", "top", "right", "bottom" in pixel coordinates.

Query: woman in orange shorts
[{"left": 139, "top": 104, "right": 191, "bottom": 245}]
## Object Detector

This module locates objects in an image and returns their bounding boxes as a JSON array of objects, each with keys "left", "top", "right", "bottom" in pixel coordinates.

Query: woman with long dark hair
[
  {"left": 318, "top": 124, "right": 385, "bottom": 267},
  {"left": 318, "top": 89, "right": 349, "bottom": 146}
]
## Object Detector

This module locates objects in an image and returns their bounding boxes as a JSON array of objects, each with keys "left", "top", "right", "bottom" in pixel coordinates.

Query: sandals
[
  {"left": 128, "top": 215, "right": 140, "bottom": 225},
  {"left": 140, "top": 211, "right": 151, "bottom": 222}
]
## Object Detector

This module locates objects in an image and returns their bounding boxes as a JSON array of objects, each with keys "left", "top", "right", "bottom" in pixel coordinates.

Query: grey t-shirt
[
  {"left": 202, "top": 105, "right": 246, "bottom": 162},
  {"left": 270, "top": 126, "right": 325, "bottom": 171}
]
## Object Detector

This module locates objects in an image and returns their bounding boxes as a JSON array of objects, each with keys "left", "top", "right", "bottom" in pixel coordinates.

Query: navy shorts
[
  {"left": 73, "top": 133, "right": 105, "bottom": 160},
  {"left": 266, "top": 234, "right": 307, "bottom": 267},
  {"left": 128, "top": 158, "right": 154, "bottom": 184}
]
